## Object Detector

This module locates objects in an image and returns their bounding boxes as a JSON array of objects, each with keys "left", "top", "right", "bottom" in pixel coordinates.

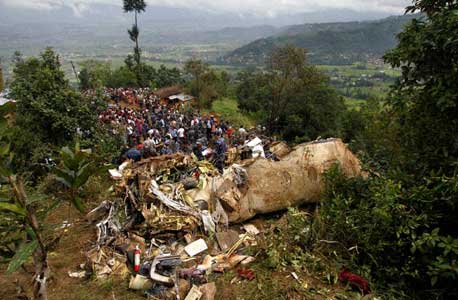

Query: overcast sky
[{"left": 0, "top": 0, "right": 411, "bottom": 16}]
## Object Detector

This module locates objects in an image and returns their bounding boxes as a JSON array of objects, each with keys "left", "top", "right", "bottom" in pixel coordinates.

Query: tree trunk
[
  {"left": 135, "top": 11, "right": 140, "bottom": 65},
  {"left": 9, "top": 176, "right": 49, "bottom": 300},
  {"left": 33, "top": 248, "right": 49, "bottom": 300}
]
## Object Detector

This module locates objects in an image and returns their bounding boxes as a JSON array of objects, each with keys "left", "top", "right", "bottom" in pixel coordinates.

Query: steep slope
[{"left": 221, "top": 14, "right": 420, "bottom": 65}]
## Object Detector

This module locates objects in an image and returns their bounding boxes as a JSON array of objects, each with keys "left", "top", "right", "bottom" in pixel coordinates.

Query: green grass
[
  {"left": 204, "top": 97, "right": 256, "bottom": 129},
  {"left": 344, "top": 97, "right": 366, "bottom": 111}
]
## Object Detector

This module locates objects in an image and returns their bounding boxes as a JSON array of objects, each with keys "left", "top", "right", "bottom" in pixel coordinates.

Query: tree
[
  {"left": 9, "top": 49, "right": 96, "bottom": 173},
  {"left": 384, "top": 0, "right": 458, "bottom": 176},
  {"left": 154, "top": 65, "right": 184, "bottom": 88},
  {"left": 78, "top": 60, "right": 112, "bottom": 90},
  {"left": 123, "top": 0, "right": 147, "bottom": 85},
  {"left": 236, "top": 45, "right": 345, "bottom": 140},
  {"left": 53, "top": 143, "right": 94, "bottom": 213},
  {"left": 317, "top": 3, "right": 458, "bottom": 298},
  {"left": 184, "top": 59, "right": 220, "bottom": 109},
  {"left": 184, "top": 59, "right": 208, "bottom": 98},
  {"left": 0, "top": 62, "right": 3, "bottom": 93}
]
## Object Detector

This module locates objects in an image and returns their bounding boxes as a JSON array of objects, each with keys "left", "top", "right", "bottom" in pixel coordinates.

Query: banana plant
[
  {"left": 53, "top": 142, "right": 93, "bottom": 213},
  {"left": 0, "top": 143, "right": 49, "bottom": 300}
]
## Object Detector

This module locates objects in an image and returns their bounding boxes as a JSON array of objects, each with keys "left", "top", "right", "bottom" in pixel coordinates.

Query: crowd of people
[
  {"left": 96, "top": 88, "right": 264, "bottom": 173},
  {"left": 84, "top": 87, "right": 158, "bottom": 108}
]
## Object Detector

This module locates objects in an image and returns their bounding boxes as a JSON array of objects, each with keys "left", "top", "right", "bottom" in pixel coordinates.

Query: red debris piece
[
  {"left": 237, "top": 268, "right": 256, "bottom": 281},
  {"left": 339, "top": 268, "right": 371, "bottom": 295}
]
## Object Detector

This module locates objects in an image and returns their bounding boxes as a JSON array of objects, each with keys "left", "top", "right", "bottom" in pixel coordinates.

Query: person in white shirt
[{"left": 177, "top": 127, "right": 185, "bottom": 139}]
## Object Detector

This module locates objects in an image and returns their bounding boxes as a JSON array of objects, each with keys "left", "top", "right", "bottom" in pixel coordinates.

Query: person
[
  {"left": 226, "top": 126, "right": 234, "bottom": 138},
  {"left": 214, "top": 134, "right": 227, "bottom": 174},
  {"left": 206, "top": 118, "right": 212, "bottom": 141},
  {"left": 239, "top": 125, "right": 247, "bottom": 143},
  {"left": 177, "top": 126, "right": 185, "bottom": 144},
  {"left": 192, "top": 141, "right": 204, "bottom": 161},
  {"left": 125, "top": 148, "right": 142, "bottom": 162}
]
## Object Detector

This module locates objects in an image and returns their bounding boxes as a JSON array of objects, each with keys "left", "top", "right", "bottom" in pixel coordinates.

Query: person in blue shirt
[{"left": 214, "top": 134, "right": 227, "bottom": 174}]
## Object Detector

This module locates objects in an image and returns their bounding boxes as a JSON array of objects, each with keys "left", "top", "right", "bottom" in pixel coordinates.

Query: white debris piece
[
  {"left": 184, "top": 239, "right": 208, "bottom": 257},
  {"left": 68, "top": 270, "right": 86, "bottom": 278},
  {"left": 129, "top": 274, "right": 153, "bottom": 290},
  {"left": 109, "top": 169, "right": 123, "bottom": 179},
  {"left": 185, "top": 285, "right": 203, "bottom": 300},
  {"left": 243, "top": 224, "right": 260, "bottom": 235}
]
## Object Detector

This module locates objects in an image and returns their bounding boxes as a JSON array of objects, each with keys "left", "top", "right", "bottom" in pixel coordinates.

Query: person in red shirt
[{"left": 226, "top": 126, "right": 234, "bottom": 138}]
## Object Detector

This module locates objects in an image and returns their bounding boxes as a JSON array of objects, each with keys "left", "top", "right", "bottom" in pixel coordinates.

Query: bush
[{"left": 316, "top": 165, "right": 458, "bottom": 299}]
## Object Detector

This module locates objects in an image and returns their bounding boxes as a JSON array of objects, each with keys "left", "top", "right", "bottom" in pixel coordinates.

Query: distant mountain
[
  {"left": 0, "top": 1, "right": 408, "bottom": 65},
  {"left": 221, "top": 14, "right": 420, "bottom": 66},
  {"left": 0, "top": 2, "right": 397, "bottom": 29}
]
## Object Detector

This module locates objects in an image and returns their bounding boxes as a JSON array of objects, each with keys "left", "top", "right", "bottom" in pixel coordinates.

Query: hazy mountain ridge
[
  {"left": 0, "top": 2, "right": 395, "bottom": 28},
  {"left": 221, "top": 14, "right": 420, "bottom": 66}
]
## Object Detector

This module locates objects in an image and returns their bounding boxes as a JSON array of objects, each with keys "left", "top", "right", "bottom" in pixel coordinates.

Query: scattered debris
[
  {"left": 185, "top": 285, "right": 203, "bottom": 300},
  {"left": 80, "top": 138, "right": 362, "bottom": 298},
  {"left": 67, "top": 270, "right": 86, "bottom": 279},
  {"left": 237, "top": 268, "right": 256, "bottom": 281},
  {"left": 199, "top": 282, "right": 216, "bottom": 300},
  {"left": 242, "top": 224, "right": 260, "bottom": 235},
  {"left": 129, "top": 274, "right": 153, "bottom": 290},
  {"left": 339, "top": 268, "right": 371, "bottom": 295},
  {"left": 215, "top": 230, "right": 240, "bottom": 251},
  {"left": 184, "top": 239, "right": 208, "bottom": 257}
]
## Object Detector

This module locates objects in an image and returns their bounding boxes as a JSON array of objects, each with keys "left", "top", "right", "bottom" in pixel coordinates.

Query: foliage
[
  {"left": 202, "top": 97, "right": 255, "bottom": 129},
  {"left": 184, "top": 59, "right": 227, "bottom": 109},
  {"left": 78, "top": 60, "right": 112, "bottom": 90},
  {"left": 53, "top": 143, "right": 94, "bottom": 212},
  {"left": 7, "top": 240, "right": 38, "bottom": 274},
  {"left": 223, "top": 14, "right": 418, "bottom": 66},
  {"left": 316, "top": 2, "right": 458, "bottom": 299},
  {"left": 78, "top": 61, "right": 183, "bottom": 89},
  {"left": 106, "top": 66, "right": 138, "bottom": 88},
  {"left": 0, "top": 64, "right": 3, "bottom": 93},
  {"left": 123, "top": 0, "right": 147, "bottom": 85},
  {"left": 122, "top": 0, "right": 146, "bottom": 14},
  {"left": 318, "top": 166, "right": 458, "bottom": 299},
  {"left": 9, "top": 49, "right": 97, "bottom": 173},
  {"left": 384, "top": 6, "right": 458, "bottom": 176},
  {"left": 236, "top": 45, "right": 345, "bottom": 141}
]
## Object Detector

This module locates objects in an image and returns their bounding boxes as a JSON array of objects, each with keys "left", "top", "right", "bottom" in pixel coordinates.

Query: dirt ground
[{"left": 0, "top": 199, "right": 359, "bottom": 300}]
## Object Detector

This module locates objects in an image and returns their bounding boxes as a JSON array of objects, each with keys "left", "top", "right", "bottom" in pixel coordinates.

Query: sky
[{"left": 0, "top": 0, "right": 411, "bottom": 16}]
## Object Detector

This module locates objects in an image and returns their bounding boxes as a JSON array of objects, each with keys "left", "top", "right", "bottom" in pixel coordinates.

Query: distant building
[{"left": 153, "top": 86, "right": 195, "bottom": 108}]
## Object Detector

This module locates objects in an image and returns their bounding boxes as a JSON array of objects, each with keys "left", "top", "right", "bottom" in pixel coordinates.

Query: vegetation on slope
[{"left": 222, "top": 14, "right": 419, "bottom": 66}]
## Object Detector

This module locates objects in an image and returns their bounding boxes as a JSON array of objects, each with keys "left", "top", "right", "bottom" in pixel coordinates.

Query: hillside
[{"left": 221, "top": 14, "right": 420, "bottom": 66}]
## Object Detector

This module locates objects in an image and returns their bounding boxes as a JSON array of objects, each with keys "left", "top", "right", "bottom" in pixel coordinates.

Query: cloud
[{"left": 0, "top": 0, "right": 411, "bottom": 16}]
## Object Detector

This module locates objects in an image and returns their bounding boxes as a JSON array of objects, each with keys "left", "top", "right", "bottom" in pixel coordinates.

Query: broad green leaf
[
  {"left": 53, "top": 167, "right": 74, "bottom": 188},
  {"left": 0, "top": 202, "right": 26, "bottom": 216},
  {"left": 73, "top": 162, "right": 93, "bottom": 188},
  {"left": 7, "top": 240, "right": 38, "bottom": 274},
  {"left": 72, "top": 196, "right": 85, "bottom": 213},
  {"left": 0, "top": 164, "right": 12, "bottom": 177},
  {"left": 0, "top": 143, "right": 10, "bottom": 156}
]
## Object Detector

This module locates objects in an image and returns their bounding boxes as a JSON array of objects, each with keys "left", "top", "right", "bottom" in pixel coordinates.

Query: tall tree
[
  {"left": 0, "top": 62, "right": 3, "bottom": 93},
  {"left": 384, "top": 0, "right": 458, "bottom": 175},
  {"left": 123, "top": 0, "right": 146, "bottom": 67},
  {"left": 236, "top": 46, "right": 344, "bottom": 140},
  {"left": 185, "top": 59, "right": 219, "bottom": 109},
  {"left": 9, "top": 49, "right": 96, "bottom": 172}
]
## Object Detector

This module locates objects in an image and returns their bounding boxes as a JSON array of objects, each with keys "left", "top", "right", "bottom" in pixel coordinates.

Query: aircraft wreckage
[{"left": 104, "top": 138, "right": 362, "bottom": 230}]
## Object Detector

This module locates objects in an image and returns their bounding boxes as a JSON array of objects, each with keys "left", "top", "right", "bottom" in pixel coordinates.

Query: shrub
[{"left": 316, "top": 165, "right": 458, "bottom": 299}]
